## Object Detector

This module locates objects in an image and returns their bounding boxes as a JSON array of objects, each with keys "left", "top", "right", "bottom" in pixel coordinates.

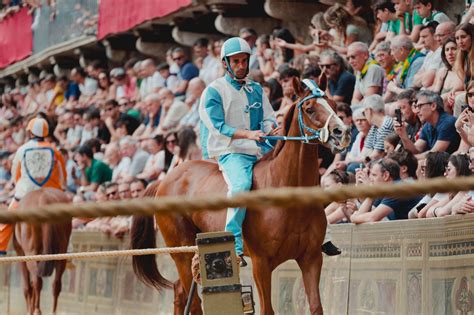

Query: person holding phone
[
  {"left": 455, "top": 81, "right": 474, "bottom": 149},
  {"left": 351, "top": 158, "right": 422, "bottom": 223}
]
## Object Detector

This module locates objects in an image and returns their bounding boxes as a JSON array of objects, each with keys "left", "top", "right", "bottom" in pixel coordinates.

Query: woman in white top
[{"left": 322, "top": 3, "right": 373, "bottom": 55}]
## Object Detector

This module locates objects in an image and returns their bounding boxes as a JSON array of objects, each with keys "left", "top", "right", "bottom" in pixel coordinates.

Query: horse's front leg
[
  {"left": 19, "top": 262, "right": 33, "bottom": 315},
  {"left": 251, "top": 256, "right": 274, "bottom": 315},
  {"left": 31, "top": 275, "right": 42, "bottom": 315},
  {"left": 296, "top": 251, "right": 324, "bottom": 315},
  {"left": 52, "top": 260, "right": 67, "bottom": 314}
]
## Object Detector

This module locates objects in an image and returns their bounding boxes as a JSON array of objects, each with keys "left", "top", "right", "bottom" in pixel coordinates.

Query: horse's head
[{"left": 292, "top": 76, "right": 351, "bottom": 153}]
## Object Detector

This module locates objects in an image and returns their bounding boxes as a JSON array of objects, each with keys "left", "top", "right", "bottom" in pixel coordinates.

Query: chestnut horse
[
  {"left": 131, "top": 78, "right": 351, "bottom": 314},
  {"left": 13, "top": 188, "right": 72, "bottom": 315}
]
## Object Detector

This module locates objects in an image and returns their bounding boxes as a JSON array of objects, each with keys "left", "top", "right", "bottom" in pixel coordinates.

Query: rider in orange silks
[{"left": 0, "top": 117, "right": 67, "bottom": 254}]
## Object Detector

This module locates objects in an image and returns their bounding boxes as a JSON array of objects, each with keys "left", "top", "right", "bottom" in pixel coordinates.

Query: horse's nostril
[{"left": 333, "top": 128, "right": 343, "bottom": 136}]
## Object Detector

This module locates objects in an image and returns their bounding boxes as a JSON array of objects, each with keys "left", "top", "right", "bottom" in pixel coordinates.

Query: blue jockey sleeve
[{"left": 203, "top": 86, "right": 237, "bottom": 138}]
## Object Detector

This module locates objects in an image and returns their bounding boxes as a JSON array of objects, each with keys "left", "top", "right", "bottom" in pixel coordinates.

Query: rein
[{"left": 261, "top": 79, "right": 332, "bottom": 144}]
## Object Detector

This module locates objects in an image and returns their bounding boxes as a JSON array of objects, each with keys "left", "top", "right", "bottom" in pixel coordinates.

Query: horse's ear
[
  {"left": 292, "top": 76, "right": 305, "bottom": 98},
  {"left": 317, "top": 73, "right": 327, "bottom": 92}
]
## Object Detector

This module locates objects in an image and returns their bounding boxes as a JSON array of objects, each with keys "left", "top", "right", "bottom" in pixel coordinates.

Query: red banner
[
  {"left": 98, "top": 0, "right": 192, "bottom": 39},
  {"left": 0, "top": 8, "right": 33, "bottom": 68}
]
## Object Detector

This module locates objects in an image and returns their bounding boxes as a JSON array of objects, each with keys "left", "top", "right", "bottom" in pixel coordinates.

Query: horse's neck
[{"left": 270, "top": 111, "right": 320, "bottom": 187}]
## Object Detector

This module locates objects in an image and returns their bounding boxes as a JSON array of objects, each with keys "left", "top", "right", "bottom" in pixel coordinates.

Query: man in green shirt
[
  {"left": 75, "top": 145, "right": 112, "bottom": 192},
  {"left": 393, "top": 0, "right": 424, "bottom": 43},
  {"left": 413, "top": 0, "right": 452, "bottom": 25}
]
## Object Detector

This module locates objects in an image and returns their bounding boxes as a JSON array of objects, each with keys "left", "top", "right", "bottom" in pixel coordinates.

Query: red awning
[
  {"left": 98, "top": 0, "right": 192, "bottom": 39},
  {"left": 0, "top": 8, "right": 32, "bottom": 69}
]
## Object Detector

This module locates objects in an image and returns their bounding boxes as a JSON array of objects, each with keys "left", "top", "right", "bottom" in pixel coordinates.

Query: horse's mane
[
  {"left": 144, "top": 181, "right": 161, "bottom": 198},
  {"left": 260, "top": 91, "right": 310, "bottom": 161}
]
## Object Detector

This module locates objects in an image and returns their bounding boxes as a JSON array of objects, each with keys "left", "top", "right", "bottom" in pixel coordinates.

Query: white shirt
[
  {"left": 79, "top": 77, "right": 98, "bottom": 97},
  {"left": 199, "top": 55, "right": 222, "bottom": 85},
  {"left": 113, "top": 157, "right": 131, "bottom": 182},
  {"left": 421, "top": 47, "right": 443, "bottom": 72}
]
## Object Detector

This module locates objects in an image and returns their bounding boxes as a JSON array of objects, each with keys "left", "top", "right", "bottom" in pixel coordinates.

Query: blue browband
[{"left": 262, "top": 79, "right": 327, "bottom": 143}]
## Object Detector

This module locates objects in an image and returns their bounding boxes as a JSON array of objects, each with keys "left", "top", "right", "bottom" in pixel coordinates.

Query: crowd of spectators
[{"left": 0, "top": 0, "right": 473, "bottom": 237}]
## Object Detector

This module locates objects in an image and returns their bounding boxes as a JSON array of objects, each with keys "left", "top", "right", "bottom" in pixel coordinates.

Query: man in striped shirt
[{"left": 361, "top": 95, "right": 395, "bottom": 161}]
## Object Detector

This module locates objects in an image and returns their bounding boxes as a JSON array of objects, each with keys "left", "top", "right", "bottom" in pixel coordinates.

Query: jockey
[
  {"left": 199, "top": 37, "right": 277, "bottom": 266},
  {"left": 0, "top": 117, "right": 67, "bottom": 254}
]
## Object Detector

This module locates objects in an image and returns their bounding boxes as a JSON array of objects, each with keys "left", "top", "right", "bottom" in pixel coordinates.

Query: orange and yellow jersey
[{"left": 11, "top": 139, "right": 66, "bottom": 200}]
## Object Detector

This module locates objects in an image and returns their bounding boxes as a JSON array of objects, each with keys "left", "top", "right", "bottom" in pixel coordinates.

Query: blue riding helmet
[{"left": 220, "top": 37, "right": 252, "bottom": 79}]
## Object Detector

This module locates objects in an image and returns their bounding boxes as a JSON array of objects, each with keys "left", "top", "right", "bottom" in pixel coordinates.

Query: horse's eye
[{"left": 305, "top": 108, "right": 315, "bottom": 115}]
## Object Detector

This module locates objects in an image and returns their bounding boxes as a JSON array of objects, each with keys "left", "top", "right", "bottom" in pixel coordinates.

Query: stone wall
[{"left": 2, "top": 214, "right": 474, "bottom": 314}]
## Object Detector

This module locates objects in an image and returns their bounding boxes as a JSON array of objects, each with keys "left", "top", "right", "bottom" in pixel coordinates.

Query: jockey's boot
[
  {"left": 321, "top": 241, "right": 341, "bottom": 256},
  {"left": 239, "top": 254, "right": 248, "bottom": 267}
]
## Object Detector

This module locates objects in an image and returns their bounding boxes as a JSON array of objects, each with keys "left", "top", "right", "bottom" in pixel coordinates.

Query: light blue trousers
[{"left": 218, "top": 153, "right": 257, "bottom": 256}]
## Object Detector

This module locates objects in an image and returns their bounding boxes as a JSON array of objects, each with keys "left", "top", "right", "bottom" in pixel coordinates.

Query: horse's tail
[
  {"left": 131, "top": 215, "right": 173, "bottom": 290},
  {"left": 37, "top": 223, "right": 55, "bottom": 277}
]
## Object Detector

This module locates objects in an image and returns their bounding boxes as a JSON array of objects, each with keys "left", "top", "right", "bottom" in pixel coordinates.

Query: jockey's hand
[
  {"left": 246, "top": 130, "right": 265, "bottom": 141},
  {"left": 269, "top": 126, "right": 283, "bottom": 136}
]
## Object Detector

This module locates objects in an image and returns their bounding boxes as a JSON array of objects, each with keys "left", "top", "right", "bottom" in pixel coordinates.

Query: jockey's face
[{"left": 224, "top": 53, "right": 249, "bottom": 80}]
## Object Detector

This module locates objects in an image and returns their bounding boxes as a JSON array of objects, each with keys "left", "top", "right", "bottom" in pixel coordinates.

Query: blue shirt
[
  {"left": 180, "top": 61, "right": 199, "bottom": 81},
  {"left": 419, "top": 112, "right": 460, "bottom": 154},
  {"left": 328, "top": 71, "right": 355, "bottom": 104},
  {"left": 374, "top": 181, "right": 422, "bottom": 220},
  {"left": 65, "top": 82, "right": 80, "bottom": 100},
  {"left": 176, "top": 61, "right": 199, "bottom": 97}
]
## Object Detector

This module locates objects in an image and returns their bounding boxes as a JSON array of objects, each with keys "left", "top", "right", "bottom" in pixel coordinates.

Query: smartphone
[
  {"left": 461, "top": 104, "right": 474, "bottom": 113},
  {"left": 395, "top": 108, "right": 402, "bottom": 124}
]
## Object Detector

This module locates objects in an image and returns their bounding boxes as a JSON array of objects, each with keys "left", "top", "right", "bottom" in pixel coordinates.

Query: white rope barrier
[{"left": 0, "top": 246, "right": 198, "bottom": 264}]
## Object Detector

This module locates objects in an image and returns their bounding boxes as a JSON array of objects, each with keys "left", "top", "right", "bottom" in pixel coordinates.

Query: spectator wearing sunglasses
[
  {"left": 394, "top": 90, "right": 460, "bottom": 158},
  {"left": 171, "top": 47, "right": 199, "bottom": 97},
  {"left": 319, "top": 50, "right": 355, "bottom": 104}
]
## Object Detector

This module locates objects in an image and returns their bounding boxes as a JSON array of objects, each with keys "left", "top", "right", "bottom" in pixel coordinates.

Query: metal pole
[{"left": 184, "top": 280, "right": 197, "bottom": 315}]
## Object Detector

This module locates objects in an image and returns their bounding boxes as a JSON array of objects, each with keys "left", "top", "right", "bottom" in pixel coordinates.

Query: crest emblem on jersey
[{"left": 23, "top": 147, "right": 55, "bottom": 187}]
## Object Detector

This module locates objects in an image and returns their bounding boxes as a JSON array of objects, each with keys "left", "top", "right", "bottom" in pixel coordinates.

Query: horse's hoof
[{"left": 33, "top": 310, "right": 42, "bottom": 315}]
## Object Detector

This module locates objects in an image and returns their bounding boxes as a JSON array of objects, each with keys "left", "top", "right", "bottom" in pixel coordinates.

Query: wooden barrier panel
[{"left": 1, "top": 214, "right": 474, "bottom": 314}]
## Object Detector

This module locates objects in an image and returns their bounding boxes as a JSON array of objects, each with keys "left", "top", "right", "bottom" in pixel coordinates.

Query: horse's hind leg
[
  {"left": 171, "top": 253, "right": 202, "bottom": 315},
  {"left": 19, "top": 262, "right": 33, "bottom": 315},
  {"left": 251, "top": 256, "right": 274, "bottom": 315},
  {"left": 52, "top": 260, "right": 66, "bottom": 314},
  {"left": 296, "top": 252, "right": 324, "bottom": 315},
  {"left": 31, "top": 275, "right": 43, "bottom": 315}
]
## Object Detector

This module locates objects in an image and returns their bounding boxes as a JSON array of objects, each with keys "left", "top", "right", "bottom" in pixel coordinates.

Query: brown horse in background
[
  {"left": 13, "top": 188, "right": 72, "bottom": 315},
  {"left": 131, "top": 77, "right": 351, "bottom": 314}
]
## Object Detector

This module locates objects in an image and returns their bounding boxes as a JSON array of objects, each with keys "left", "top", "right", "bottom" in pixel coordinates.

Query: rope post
[{"left": 196, "top": 232, "right": 243, "bottom": 315}]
